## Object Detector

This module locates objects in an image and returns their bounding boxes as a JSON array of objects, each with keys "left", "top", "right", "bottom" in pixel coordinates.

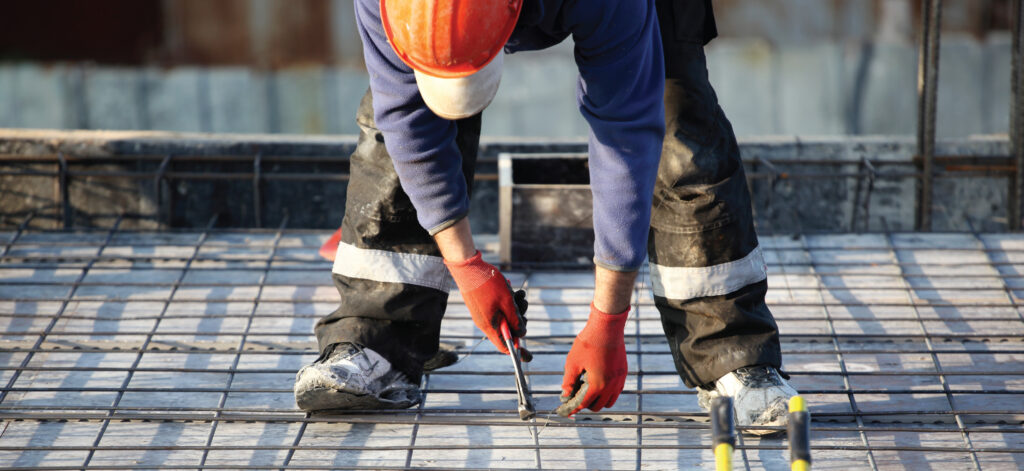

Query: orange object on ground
[{"left": 319, "top": 227, "right": 343, "bottom": 261}]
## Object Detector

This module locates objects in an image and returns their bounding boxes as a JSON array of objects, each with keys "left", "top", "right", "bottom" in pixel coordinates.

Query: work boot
[
  {"left": 697, "top": 365, "right": 798, "bottom": 436},
  {"left": 294, "top": 342, "right": 420, "bottom": 411}
]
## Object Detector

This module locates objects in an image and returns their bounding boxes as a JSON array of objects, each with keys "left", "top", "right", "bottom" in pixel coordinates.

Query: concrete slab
[
  {"left": 91, "top": 421, "right": 210, "bottom": 468},
  {"left": 0, "top": 421, "right": 100, "bottom": 468}
]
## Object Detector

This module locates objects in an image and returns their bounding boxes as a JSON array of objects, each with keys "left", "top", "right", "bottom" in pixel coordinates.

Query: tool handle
[
  {"left": 715, "top": 443, "right": 733, "bottom": 471},
  {"left": 788, "top": 396, "right": 811, "bottom": 471},
  {"left": 710, "top": 397, "right": 736, "bottom": 447},
  {"left": 710, "top": 397, "right": 735, "bottom": 471},
  {"left": 499, "top": 321, "right": 521, "bottom": 349}
]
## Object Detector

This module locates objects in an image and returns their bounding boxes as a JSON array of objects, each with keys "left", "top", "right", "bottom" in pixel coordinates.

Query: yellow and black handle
[
  {"left": 710, "top": 397, "right": 735, "bottom": 471},
  {"left": 788, "top": 396, "right": 811, "bottom": 471}
]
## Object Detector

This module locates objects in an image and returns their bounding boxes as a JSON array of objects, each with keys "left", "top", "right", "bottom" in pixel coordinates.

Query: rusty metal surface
[
  {"left": 2, "top": 0, "right": 336, "bottom": 67},
  {"left": 2, "top": 1, "right": 1019, "bottom": 68}
]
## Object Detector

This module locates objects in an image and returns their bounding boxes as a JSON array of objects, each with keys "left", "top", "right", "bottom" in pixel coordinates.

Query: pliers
[{"left": 499, "top": 321, "right": 536, "bottom": 420}]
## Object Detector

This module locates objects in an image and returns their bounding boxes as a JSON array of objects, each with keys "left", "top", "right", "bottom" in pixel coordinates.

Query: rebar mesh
[{"left": 0, "top": 219, "right": 1022, "bottom": 470}]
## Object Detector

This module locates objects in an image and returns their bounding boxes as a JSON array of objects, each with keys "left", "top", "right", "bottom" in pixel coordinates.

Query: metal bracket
[
  {"left": 154, "top": 154, "right": 174, "bottom": 229},
  {"left": 253, "top": 153, "right": 263, "bottom": 228},
  {"left": 57, "top": 152, "right": 70, "bottom": 230}
]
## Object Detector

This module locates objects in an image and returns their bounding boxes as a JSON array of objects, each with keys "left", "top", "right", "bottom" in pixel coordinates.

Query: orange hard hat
[
  {"left": 380, "top": 0, "right": 522, "bottom": 119},
  {"left": 380, "top": 0, "right": 522, "bottom": 79}
]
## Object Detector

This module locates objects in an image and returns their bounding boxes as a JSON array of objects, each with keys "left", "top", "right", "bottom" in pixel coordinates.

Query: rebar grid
[{"left": 1, "top": 225, "right": 1023, "bottom": 470}]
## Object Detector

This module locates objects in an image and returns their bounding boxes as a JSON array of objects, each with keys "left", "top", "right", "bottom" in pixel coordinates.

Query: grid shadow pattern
[{"left": 0, "top": 219, "right": 1022, "bottom": 469}]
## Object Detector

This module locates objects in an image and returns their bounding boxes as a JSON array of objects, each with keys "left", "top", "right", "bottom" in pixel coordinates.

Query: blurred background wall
[{"left": 0, "top": 0, "right": 1017, "bottom": 138}]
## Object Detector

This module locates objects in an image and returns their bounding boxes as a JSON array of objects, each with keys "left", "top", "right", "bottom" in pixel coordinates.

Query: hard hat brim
[{"left": 415, "top": 51, "right": 503, "bottom": 120}]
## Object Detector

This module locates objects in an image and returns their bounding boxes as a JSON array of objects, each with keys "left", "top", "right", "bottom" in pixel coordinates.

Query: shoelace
[
  {"left": 319, "top": 343, "right": 375, "bottom": 369},
  {"left": 734, "top": 366, "right": 781, "bottom": 387}
]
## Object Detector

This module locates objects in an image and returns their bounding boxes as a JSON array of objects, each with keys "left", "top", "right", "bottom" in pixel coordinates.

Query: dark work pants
[
  {"left": 315, "top": 0, "right": 782, "bottom": 388},
  {"left": 314, "top": 91, "right": 481, "bottom": 383},
  {"left": 651, "top": 0, "right": 781, "bottom": 388}
]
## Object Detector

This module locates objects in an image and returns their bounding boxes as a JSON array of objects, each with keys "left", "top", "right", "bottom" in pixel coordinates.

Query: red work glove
[
  {"left": 557, "top": 303, "right": 628, "bottom": 417},
  {"left": 445, "top": 251, "right": 527, "bottom": 355}
]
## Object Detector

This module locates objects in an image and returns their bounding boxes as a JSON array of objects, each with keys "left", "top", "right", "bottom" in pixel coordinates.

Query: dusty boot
[
  {"left": 294, "top": 342, "right": 420, "bottom": 412},
  {"left": 697, "top": 366, "right": 797, "bottom": 436}
]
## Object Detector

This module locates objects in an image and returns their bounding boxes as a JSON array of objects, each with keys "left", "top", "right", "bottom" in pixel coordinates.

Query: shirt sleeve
[
  {"left": 353, "top": 0, "right": 470, "bottom": 235},
  {"left": 568, "top": 0, "right": 666, "bottom": 271}
]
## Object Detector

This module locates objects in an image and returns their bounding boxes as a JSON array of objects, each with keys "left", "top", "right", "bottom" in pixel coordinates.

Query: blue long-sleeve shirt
[{"left": 354, "top": 0, "right": 665, "bottom": 271}]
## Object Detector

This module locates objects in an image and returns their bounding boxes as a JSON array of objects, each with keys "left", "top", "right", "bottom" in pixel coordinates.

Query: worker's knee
[
  {"left": 651, "top": 104, "right": 749, "bottom": 233},
  {"left": 649, "top": 164, "right": 749, "bottom": 233},
  {"left": 657, "top": 104, "right": 742, "bottom": 189}
]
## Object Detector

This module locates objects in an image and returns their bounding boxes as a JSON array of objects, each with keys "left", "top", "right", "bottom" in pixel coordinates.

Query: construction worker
[{"left": 294, "top": 0, "right": 797, "bottom": 434}]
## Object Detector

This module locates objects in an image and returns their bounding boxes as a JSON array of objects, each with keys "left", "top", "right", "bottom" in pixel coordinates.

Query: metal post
[
  {"left": 851, "top": 159, "right": 865, "bottom": 232},
  {"left": 862, "top": 157, "right": 878, "bottom": 231},
  {"left": 154, "top": 154, "right": 173, "bottom": 229},
  {"left": 917, "top": 0, "right": 943, "bottom": 231},
  {"left": 57, "top": 153, "right": 71, "bottom": 229},
  {"left": 253, "top": 153, "right": 263, "bottom": 228},
  {"left": 1012, "top": 0, "right": 1024, "bottom": 230}
]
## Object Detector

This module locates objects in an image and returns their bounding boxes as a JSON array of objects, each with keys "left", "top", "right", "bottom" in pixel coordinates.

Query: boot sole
[
  {"left": 295, "top": 387, "right": 419, "bottom": 412},
  {"left": 698, "top": 390, "right": 790, "bottom": 436},
  {"left": 742, "top": 421, "right": 787, "bottom": 437}
]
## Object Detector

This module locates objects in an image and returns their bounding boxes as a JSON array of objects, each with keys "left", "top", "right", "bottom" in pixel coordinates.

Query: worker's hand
[
  {"left": 445, "top": 251, "right": 528, "bottom": 355},
  {"left": 557, "top": 303, "right": 628, "bottom": 417}
]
